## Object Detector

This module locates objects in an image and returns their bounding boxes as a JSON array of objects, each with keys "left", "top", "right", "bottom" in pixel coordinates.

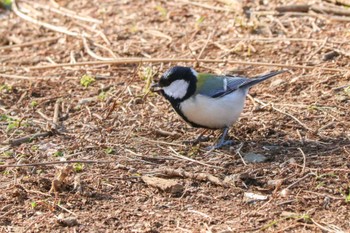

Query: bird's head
[{"left": 151, "top": 66, "right": 197, "bottom": 101}]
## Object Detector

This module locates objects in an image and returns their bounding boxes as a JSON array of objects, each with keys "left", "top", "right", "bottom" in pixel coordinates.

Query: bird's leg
[
  {"left": 184, "top": 129, "right": 210, "bottom": 145},
  {"left": 211, "top": 127, "right": 233, "bottom": 149}
]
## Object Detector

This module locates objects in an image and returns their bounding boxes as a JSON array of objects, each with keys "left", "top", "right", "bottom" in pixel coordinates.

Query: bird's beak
[{"left": 150, "top": 83, "right": 162, "bottom": 92}]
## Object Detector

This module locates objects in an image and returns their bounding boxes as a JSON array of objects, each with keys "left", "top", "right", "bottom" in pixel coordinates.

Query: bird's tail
[{"left": 240, "top": 70, "right": 288, "bottom": 89}]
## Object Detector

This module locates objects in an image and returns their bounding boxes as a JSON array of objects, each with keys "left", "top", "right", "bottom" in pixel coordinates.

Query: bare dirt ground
[{"left": 1, "top": 0, "right": 350, "bottom": 232}]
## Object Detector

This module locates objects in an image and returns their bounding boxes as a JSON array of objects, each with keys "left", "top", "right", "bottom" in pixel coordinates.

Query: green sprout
[
  {"left": 155, "top": 5, "right": 167, "bottom": 18},
  {"left": 344, "top": 86, "right": 350, "bottom": 96},
  {"left": 73, "top": 163, "right": 84, "bottom": 173},
  {"left": 53, "top": 151, "right": 64, "bottom": 157},
  {"left": 0, "top": 84, "right": 12, "bottom": 92},
  {"left": 30, "top": 201, "right": 37, "bottom": 209},
  {"left": 138, "top": 66, "right": 157, "bottom": 94},
  {"left": 0, "top": 0, "right": 12, "bottom": 9},
  {"left": 98, "top": 91, "right": 108, "bottom": 101},
  {"left": 104, "top": 147, "right": 114, "bottom": 155},
  {"left": 30, "top": 100, "right": 38, "bottom": 108},
  {"left": 195, "top": 16, "right": 206, "bottom": 30},
  {"left": 80, "top": 74, "right": 95, "bottom": 88}
]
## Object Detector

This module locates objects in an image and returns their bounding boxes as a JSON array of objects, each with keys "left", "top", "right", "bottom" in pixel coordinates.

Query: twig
[
  {"left": 197, "top": 30, "right": 215, "bottom": 60},
  {"left": 178, "top": 0, "right": 235, "bottom": 12},
  {"left": 285, "top": 173, "right": 314, "bottom": 190},
  {"left": 275, "top": 4, "right": 310, "bottom": 13},
  {"left": 12, "top": 0, "right": 84, "bottom": 37},
  {"left": 168, "top": 147, "right": 223, "bottom": 169},
  {"left": 297, "top": 147, "right": 307, "bottom": 174},
  {"left": 82, "top": 36, "right": 114, "bottom": 61},
  {"left": 235, "top": 142, "right": 247, "bottom": 166},
  {"left": 53, "top": 99, "right": 60, "bottom": 127},
  {"left": 160, "top": 168, "right": 227, "bottom": 187},
  {"left": 0, "top": 36, "right": 59, "bottom": 50},
  {"left": 311, "top": 4, "right": 350, "bottom": 16},
  {"left": 306, "top": 37, "right": 328, "bottom": 62},
  {"left": 28, "top": 58, "right": 349, "bottom": 72},
  {"left": 30, "top": 2, "right": 102, "bottom": 24},
  {"left": 0, "top": 160, "right": 114, "bottom": 168},
  {"left": 253, "top": 98, "right": 313, "bottom": 131},
  {"left": 0, "top": 73, "right": 38, "bottom": 80},
  {"left": 4, "top": 131, "right": 54, "bottom": 147}
]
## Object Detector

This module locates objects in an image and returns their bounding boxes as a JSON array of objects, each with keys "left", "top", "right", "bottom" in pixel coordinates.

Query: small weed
[
  {"left": 1, "top": 150, "right": 13, "bottom": 158},
  {"left": 0, "top": 0, "right": 12, "bottom": 9},
  {"left": 80, "top": 74, "right": 95, "bottom": 88},
  {"left": 30, "top": 201, "right": 37, "bottom": 209},
  {"left": 53, "top": 151, "right": 64, "bottom": 157},
  {"left": 30, "top": 145, "right": 39, "bottom": 151},
  {"left": 105, "top": 147, "right": 114, "bottom": 154},
  {"left": 73, "top": 163, "right": 84, "bottom": 173},
  {"left": 155, "top": 5, "right": 167, "bottom": 19},
  {"left": 98, "top": 91, "right": 108, "bottom": 101},
  {"left": 0, "top": 84, "right": 12, "bottom": 92},
  {"left": 138, "top": 66, "right": 157, "bottom": 94},
  {"left": 261, "top": 220, "right": 278, "bottom": 230},
  {"left": 2, "top": 170, "right": 11, "bottom": 175},
  {"left": 344, "top": 86, "right": 350, "bottom": 96},
  {"left": 30, "top": 100, "right": 38, "bottom": 108},
  {"left": 195, "top": 15, "right": 206, "bottom": 30}
]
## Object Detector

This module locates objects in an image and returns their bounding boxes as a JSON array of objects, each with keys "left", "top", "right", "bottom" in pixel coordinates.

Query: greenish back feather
[{"left": 196, "top": 73, "right": 224, "bottom": 95}]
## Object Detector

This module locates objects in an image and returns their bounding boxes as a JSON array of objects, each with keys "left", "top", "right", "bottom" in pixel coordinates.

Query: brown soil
[{"left": 1, "top": 0, "right": 350, "bottom": 232}]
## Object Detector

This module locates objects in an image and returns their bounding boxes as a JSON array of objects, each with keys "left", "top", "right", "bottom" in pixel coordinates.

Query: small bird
[{"left": 151, "top": 66, "right": 287, "bottom": 149}]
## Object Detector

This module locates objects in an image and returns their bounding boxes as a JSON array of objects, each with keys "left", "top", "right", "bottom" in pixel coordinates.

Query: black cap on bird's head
[{"left": 150, "top": 66, "right": 197, "bottom": 101}]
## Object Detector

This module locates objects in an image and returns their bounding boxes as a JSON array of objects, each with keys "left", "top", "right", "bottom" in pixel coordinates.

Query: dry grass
[{"left": 1, "top": 0, "right": 350, "bottom": 232}]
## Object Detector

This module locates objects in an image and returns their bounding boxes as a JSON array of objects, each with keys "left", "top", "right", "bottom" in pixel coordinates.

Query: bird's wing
[
  {"left": 195, "top": 73, "right": 249, "bottom": 98},
  {"left": 196, "top": 70, "right": 287, "bottom": 98}
]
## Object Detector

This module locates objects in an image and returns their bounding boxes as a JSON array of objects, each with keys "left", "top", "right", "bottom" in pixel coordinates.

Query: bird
[{"left": 151, "top": 66, "right": 287, "bottom": 149}]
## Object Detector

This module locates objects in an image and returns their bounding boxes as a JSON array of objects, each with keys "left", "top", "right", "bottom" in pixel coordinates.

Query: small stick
[
  {"left": 169, "top": 147, "right": 223, "bottom": 169},
  {"left": 179, "top": 0, "right": 235, "bottom": 12},
  {"left": 12, "top": 0, "right": 84, "bottom": 37},
  {"left": 0, "top": 73, "right": 38, "bottom": 80},
  {"left": 0, "top": 36, "right": 59, "bottom": 50},
  {"left": 53, "top": 99, "right": 60, "bottom": 126},
  {"left": 285, "top": 173, "right": 314, "bottom": 190},
  {"left": 30, "top": 2, "right": 102, "bottom": 24},
  {"left": 5, "top": 131, "right": 53, "bottom": 147},
  {"left": 197, "top": 30, "right": 215, "bottom": 60},
  {"left": 0, "top": 160, "right": 114, "bottom": 168},
  {"left": 275, "top": 4, "right": 310, "bottom": 13},
  {"left": 297, "top": 147, "right": 307, "bottom": 174},
  {"left": 254, "top": 98, "right": 313, "bottom": 131},
  {"left": 28, "top": 58, "right": 350, "bottom": 72},
  {"left": 235, "top": 142, "right": 247, "bottom": 166},
  {"left": 82, "top": 36, "right": 114, "bottom": 61}
]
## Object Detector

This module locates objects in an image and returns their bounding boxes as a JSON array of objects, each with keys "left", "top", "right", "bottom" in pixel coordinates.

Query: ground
[{"left": 1, "top": 0, "right": 350, "bottom": 232}]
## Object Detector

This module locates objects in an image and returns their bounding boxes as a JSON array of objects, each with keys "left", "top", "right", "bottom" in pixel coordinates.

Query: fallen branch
[
  {"left": 169, "top": 147, "right": 223, "bottom": 169},
  {"left": 28, "top": 58, "right": 349, "bottom": 72},
  {"left": 311, "top": 4, "right": 350, "bottom": 16},
  {"left": 141, "top": 176, "right": 184, "bottom": 194},
  {"left": 4, "top": 131, "right": 54, "bottom": 147},
  {"left": 12, "top": 0, "right": 84, "bottom": 37},
  {"left": 160, "top": 168, "right": 228, "bottom": 187},
  {"left": 0, "top": 36, "right": 59, "bottom": 50},
  {"left": 0, "top": 160, "right": 114, "bottom": 168},
  {"left": 275, "top": 4, "right": 310, "bottom": 13}
]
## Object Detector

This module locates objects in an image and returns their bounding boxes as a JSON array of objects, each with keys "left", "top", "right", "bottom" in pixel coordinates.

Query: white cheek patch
[{"left": 163, "top": 79, "right": 189, "bottom": 99}]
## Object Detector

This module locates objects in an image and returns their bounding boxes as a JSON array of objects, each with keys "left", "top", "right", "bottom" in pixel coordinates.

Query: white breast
[{"left": 179, "top": 89, "right": 248, "bottom": 129}]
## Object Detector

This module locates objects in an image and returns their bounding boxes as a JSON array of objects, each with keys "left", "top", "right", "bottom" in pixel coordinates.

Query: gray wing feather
[
  {"left": 197, "top": 75, "right": 249, "bottom": 98},
  {"left": 199, "top": 70, "right": 287, "bottom": 98}
]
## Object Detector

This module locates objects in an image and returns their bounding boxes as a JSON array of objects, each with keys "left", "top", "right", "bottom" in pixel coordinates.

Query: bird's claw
[
  {"left": 205, "top": 140, "right": 233, "bottom": 150},
  {"left": 183, "top": 135, "right": 210, "bottom": 145}
]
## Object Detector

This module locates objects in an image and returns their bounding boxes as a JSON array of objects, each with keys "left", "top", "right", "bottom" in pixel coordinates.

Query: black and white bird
[{"left": 151, "top": 66, "right": 287, "bottom": 149}]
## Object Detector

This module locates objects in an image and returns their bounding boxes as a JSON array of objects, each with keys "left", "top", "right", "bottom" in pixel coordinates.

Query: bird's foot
[
  {"left": 205, "top": 139, "right": 233, "bottom": 150},
  {"left": 183, "top": 135, "right": 210, "bottom": 145}
]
